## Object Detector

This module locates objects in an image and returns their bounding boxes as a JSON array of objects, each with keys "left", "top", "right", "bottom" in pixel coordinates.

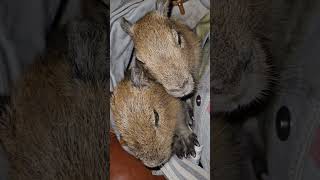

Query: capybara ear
[{"left": 129, "top": 59, "right": 152, "bottom": 88}]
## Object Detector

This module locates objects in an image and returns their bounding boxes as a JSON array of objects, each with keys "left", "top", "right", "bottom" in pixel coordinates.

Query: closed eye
[
  {"left": 171, "top": 29, "right": 184, "bottom": 48},
  {"left": 154, "top": 110, "right": 159, "bottom": 127},
  {"left": 177, "top": 32, "right": 185, "bottom": 48},
  {"left": 136, "top": 58, "right": 145, "bottom": 65},
  {"left": 177, "top": 33, "right": 182, "bottom": 45}
]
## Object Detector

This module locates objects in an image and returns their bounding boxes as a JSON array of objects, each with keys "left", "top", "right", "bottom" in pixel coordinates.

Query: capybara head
[
  {"left": 211, "top": 0, "right": 273, "bottom": 113},
  {"left": 120, "top": 0, "right": 201, "bottom": 98},
  {"left": 111, "top": 74, "right": 184, "bottom": 167}
]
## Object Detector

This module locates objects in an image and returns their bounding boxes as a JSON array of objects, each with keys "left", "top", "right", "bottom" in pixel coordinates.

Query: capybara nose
[{"left": 167, "top": 77, "right": 194, "bottom": 97}]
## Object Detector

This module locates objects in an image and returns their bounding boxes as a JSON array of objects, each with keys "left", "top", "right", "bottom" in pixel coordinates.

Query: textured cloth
[
  {"left": 0, "top": 0, "right": 83, "bottom": 95},
  {"left": 259, "top": 0, "right": 320, "bottom": 179},
  {"left": 158, "top": 155, "right": 209, "bottom": 180},
  {"left": 190, "top": 12, "right": 210, "bottom": 172}
]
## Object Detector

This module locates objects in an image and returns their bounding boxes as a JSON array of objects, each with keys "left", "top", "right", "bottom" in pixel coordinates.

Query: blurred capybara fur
[{"left": 0, "top": 1, "right": 109, "bottom": 179}]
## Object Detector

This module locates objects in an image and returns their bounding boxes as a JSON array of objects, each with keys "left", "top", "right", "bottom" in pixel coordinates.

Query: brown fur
[
  {"left": 0, "top": 1, "right": 109, "bottom": 178},
  {"left": 0, "top": 53, "right": 109, "bottom": 180},
  {"left": 213, "top": 116, "right": 243, "bottom": 180},
  {"left": 211, "top": 0, "right": 274, "bottom": 113},
  {"left": 111, "top": 79, "right": 179, "bottom": 167},
  {"left": 111, "top": 73, "right": 198, "bottom": 168},
  {"left": 112, "top": 1, "right": 200, "bottom": 167},
  {"left": 121, "top": 5, "right": 201, "bottom": 97}
]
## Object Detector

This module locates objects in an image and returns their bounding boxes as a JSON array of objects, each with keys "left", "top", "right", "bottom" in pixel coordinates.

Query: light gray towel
[{"left": 158, "top": 155, "right": 210, "bottom": 180}]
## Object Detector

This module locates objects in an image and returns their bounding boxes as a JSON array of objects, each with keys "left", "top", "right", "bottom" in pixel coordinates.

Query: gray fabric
[
  {"left": 259, "top": 0, "right": 320, "bottom": 179},
  {"left": 199, "top": 0, "right": 210, "bottom": 9},
  {"left": 0, "top": 0, "right": 59, "bottom": 95},
  {"left": 193, "top": 34, "right": 210, "bottom": 172},
  {"left": 262, "top": 94, "right": 320, "bottom": 180},
  {"left": 170, "top": 0, "right": 209, "bottom": 30},
  {"left": 0, "top": 0, "right": 85, "bottom": 95},
  {"left": 110, "top": 0, "right": 153, "bottom": 91},
  {"left": 159, "top": 155, "right": 210, "bottom": 180}
]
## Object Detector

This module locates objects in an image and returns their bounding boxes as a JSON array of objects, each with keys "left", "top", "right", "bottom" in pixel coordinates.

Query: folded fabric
[
  {"left": 111, "top": 110, "right": 210, "bottom": 180},
  {"left": 156, "top": 154, "right": 210, "bottom": 180}
]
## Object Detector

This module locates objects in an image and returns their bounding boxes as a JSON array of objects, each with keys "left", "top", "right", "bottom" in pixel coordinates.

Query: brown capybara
[
  {"left": 121, "top": 0, "right": 201, "bottom": 98},
  {"left": 111, "top": 67, "right": 198, "bottom": 168}
]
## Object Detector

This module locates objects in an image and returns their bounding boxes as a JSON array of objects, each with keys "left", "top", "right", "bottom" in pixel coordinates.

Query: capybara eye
[
  {"left": 136, "top": 59, "right": 145, "bottom": 65},
  {"left": 177, "top": 33, "right": 182, "bottom": 45},
  {"left": 153, "top": 109, "right": 159, "bottom": 127},
  {"left": 171, "top": 29, "right": 185, "bottom": 48}
]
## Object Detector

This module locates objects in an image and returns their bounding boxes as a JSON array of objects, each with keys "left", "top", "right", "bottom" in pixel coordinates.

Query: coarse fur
[
  {"left": 121, "top": 0, "right": 201, "bottom": 98},
  {"left": 211, "top": 0, "right": 275, "bottom": 113},
  {"left": 0, "top": 1, "right": 109, "bottom": 179},
  {"left": 211, "top": 1, "right": 295, "bottom": 179},
  {"left": 213, "top": 116, "right": 244, "bottom": 180},
  {"left": 111, "top": 72, "right": 198, "bottom": 168}
]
